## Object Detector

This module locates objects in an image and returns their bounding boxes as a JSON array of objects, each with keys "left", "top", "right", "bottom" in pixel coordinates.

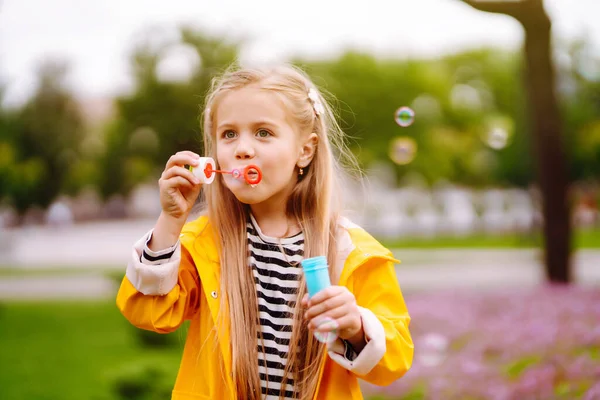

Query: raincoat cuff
[
  {"left": 142, "top": 232, "right": 179, "bottom": 264},
  {"left": 326, "top": 306, "right": 386, "bottom": 375},
  {"left": 125, "top": 229, "right": 181, "bottom": 295}
]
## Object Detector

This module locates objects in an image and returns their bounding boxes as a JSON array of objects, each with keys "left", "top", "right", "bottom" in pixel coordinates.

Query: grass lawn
[
  {"left": 1, "top": 289, "right": 598, "bottom": 399},
  {"left": 0, "top": 266, "right": 120, "bottom": 277},
  {"left": 0, "top": 300, "right": 184, "bottom": 400},
  {"left": 381, "top": 228, "right": 600, "bottom": 249}
]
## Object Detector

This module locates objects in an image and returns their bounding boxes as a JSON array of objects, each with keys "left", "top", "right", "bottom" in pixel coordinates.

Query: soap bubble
[
  {"left": 156, "top": 44, "right": 200, "bottom": 83},
  {"left": 312, "top": 316, "right": 339, "bottom": 344},
  {"left": 395, "top": 106, "right": 415, "bottom": 127},
  {"left": 417, "top": 332, "right": 449, "bottom": 367},
  {"left": 389, "top": 137, "right": 417, "bottom": 165},
  {"left": 450, "top": 84, "right": 483, "bottom": 111},
  {"left": 484, "top": 126, "right": 509, "bottom": 150},
  {"left": 481, "top": 116, "right": 514, "bottom": 150}
]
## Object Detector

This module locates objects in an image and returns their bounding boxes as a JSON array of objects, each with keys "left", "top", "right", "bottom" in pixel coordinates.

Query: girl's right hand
[{"left": 158, "top": 151, "right": 203, "bottom": 221}]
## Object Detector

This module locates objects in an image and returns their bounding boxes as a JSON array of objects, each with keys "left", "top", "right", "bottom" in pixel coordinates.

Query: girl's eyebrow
[{"left": 217, "top": 119, "right": 279, "bottom": 131}]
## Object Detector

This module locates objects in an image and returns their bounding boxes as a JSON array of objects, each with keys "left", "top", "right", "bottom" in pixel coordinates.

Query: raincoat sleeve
[
  {"left": 331, "top": 256, "right": 413, "bottom": 386},
  {"left": 116, "top": 229, "right": 201, "bottom": 334}
]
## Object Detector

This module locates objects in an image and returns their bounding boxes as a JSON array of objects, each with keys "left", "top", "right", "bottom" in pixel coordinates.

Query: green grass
[
  {"left": 503, "top": 355, "right": 543, "bottom": 379},
  {"left": 1, "top": 301, "right": 597, "bottom": 400},
  {"left": 380, "top": 228, "right": 600, "bottom": 249},
  {"left": 0, "top": 266, "right": 121, "bottom": 277},
  {"left": 0, "top": 300, "right": 184, "bottom": 400}
]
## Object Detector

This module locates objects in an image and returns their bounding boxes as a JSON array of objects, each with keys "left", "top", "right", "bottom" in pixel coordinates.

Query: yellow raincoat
[{"left": 116, "top": 216, "right": 413, "bottom": 399}]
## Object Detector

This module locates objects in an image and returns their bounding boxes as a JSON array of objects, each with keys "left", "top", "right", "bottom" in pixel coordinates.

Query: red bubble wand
[
  {"left": 205, "top": 164, "right": 262, "bottom": 185},
  {"left": 186, "top": 157, "right": 262, "bottom": 186}
]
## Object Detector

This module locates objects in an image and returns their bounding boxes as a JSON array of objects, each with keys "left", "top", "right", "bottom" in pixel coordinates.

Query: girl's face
[{"left": 214, "top": 86, "right": 315, "bottom": 209}]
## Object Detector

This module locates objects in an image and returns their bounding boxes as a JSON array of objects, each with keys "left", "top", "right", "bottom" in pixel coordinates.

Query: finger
[
  {"left": 328, "top": 315, "right": 361, "bottom": 333},
  {"left": 306, "top": 286, "right": 342, "bottom": 306},
  {"left": 162, "top": 166, "right": 201, "bottom": 185},
  {"left": 162, "top": 176, "right": 195, "bottom": 192},
  {"left": 304, "top": 292, "right": 349, "bottom": 321},
  {"left": 301, "top": 293, "right": 309, "bottom": 307},
  {"left": 165, "top": 151, "right": 201, "bottom": 170},
  {"left": 308, "top": 305, "right": 349, "bottom": 329}
]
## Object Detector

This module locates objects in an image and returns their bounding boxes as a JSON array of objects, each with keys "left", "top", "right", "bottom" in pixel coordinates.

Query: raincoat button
[{"left": 211, "top": 291, "right": 218, "bottom": 299}]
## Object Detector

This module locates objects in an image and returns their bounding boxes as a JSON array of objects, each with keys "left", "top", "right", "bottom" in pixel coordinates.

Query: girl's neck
[{"left": 249, "top": 206, "right": 300, "bottom": 238}]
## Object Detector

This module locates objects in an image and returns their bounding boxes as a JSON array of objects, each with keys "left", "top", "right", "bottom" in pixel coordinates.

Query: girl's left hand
[{"left": 302, "top": 286, "right": 362, "bottom": 340}]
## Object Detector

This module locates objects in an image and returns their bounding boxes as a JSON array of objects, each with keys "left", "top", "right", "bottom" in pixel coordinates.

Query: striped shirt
[{"left": 248, "top": 215, "right": 303, "bottom": 399}]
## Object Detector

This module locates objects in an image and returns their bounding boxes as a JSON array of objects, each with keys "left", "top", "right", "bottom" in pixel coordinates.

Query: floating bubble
[
  {"left": 156, "top": 44, "right": 201, "bottom": 83},
  {"left": 575, "top": 46, "right": 600, "bottom": 82},
  {"left": 312, "top": 316, "right": 338, "bottom": 344},
  {"left": 418, "top": 332, "right": 449, "bottom": 367},
  {"left": 481, "top": 116, "right": 514, "bottom": 150},
  {"left": 450, "top": 84, "right": 483, "bottom": 111},
  {"left": 484, "top": 126, "right": 509, "bottom": 150},
  {"left": 389, "top": 137, "right": 417, "bottom": 165},
  {"left": 395, "top": 106, "right": 415, "bottom": 127},
  {"left": 129, "top": 126, "right": 159, "bottom": 153}
]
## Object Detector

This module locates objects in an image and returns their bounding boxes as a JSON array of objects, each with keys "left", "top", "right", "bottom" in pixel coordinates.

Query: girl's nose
[{"left": 234, "top": 136, "right": 255, "bottom": 159}]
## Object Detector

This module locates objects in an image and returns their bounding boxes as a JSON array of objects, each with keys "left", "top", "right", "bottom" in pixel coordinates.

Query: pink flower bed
[{"left": 363, "top": 284, "right": 600, "bottom": 399}]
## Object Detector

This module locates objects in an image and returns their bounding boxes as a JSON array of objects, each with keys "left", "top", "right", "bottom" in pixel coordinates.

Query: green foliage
[
  {"left": 110, "top": 361, "right": 176, "bottom": 400},
  {"left": 97, "top": 27, "right": 240, "bottom": 199},
  {"left": 2, "top": 26, "right": 600, "bottom": 213},
  {"left": 301, "top": 49, "right": 535, "bottom": 187},
  {"left": 0, "top": 60, "right": 86, "bottom": 215},
  {"left": 503, "top": 355, "right": 542, "bottom": 379}
]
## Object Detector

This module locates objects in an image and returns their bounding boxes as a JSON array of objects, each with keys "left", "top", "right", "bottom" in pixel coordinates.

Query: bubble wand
[
  {"left": 185, "top": 157, "right": 262, "bottom": 186},
  {"left": 301, "top": 256, "right": 339, "bottom": 344}
]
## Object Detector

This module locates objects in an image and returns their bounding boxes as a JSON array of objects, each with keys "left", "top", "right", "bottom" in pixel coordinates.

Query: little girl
[{"left": 117, "top": 64, "right": 413, "bottom": 400}]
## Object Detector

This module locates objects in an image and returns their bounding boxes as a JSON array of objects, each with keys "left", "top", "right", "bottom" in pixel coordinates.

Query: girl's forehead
[{"left": 215, "top": 87, "right": 290, "bottom": 127}]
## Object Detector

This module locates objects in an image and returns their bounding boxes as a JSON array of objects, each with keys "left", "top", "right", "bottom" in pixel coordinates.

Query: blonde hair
[{"left": 200, "top": 63, "right": 358, "bottom": 399}]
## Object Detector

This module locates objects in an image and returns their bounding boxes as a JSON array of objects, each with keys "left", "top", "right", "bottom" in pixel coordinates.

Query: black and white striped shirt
[{"left": 248, "top": 215, "right": 303, "bottom": 399}]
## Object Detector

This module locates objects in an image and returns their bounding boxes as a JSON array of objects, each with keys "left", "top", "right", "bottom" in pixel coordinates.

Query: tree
[
  {"left": 460, "top": 0, "right": 571, "bottom": 282},
  {"left": 4, "top": 60, "right": 85, "bottom": 217}
]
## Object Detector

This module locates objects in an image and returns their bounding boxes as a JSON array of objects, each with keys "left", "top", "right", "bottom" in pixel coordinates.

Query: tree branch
[{"left": 461, "top": 0, "right": 527, "bottom": 21}]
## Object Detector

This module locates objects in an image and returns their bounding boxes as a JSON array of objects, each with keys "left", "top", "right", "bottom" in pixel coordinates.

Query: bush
[{"left": 110, "top": 360, "right": 177, "bottom": 400}]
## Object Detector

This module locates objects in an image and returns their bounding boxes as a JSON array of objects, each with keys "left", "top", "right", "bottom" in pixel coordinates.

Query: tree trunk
[
  {"left": 460, "top": 0, "right": 572, "bottom": 283},
  {"left": 521, "top": 5, "right": 572, "bottom": 283}
]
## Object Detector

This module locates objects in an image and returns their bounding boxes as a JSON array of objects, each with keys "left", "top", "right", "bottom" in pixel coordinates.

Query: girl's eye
[
  {"left": 256, "top": 129, "right": 271, "bottom": 138},
  {"left": 223, "top": 130, "right": 236, "bottom": 139}
]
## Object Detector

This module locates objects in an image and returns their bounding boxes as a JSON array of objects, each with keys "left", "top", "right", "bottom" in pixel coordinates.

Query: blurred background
[{"left": 0, "top": 0, "right": 599, "bottom": 399}]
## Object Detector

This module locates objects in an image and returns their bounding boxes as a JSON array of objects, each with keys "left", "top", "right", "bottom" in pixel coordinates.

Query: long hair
[{"left": 199, "top": 63, "right": 359, "bottom": 399}]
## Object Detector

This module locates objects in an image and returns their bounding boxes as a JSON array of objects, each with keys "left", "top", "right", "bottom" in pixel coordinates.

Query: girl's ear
[{"left": 297, "top": 133, "right": 318, "bottom": 168}]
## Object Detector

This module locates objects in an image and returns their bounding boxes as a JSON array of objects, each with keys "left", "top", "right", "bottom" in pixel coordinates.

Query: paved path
[
  {"left": 396, "top": 249, "right": 600, "bottom": 292},
  {"left": 1, "top": 220, "right": 598, "bottom": 300}
]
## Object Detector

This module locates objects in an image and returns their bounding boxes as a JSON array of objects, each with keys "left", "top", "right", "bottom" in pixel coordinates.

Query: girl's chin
[
  {"left": 226, "top": 184, "right": 266, "bottom": 204},
  {"left": 232, "top": 194, "right": 266, "bottom": 206}
]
